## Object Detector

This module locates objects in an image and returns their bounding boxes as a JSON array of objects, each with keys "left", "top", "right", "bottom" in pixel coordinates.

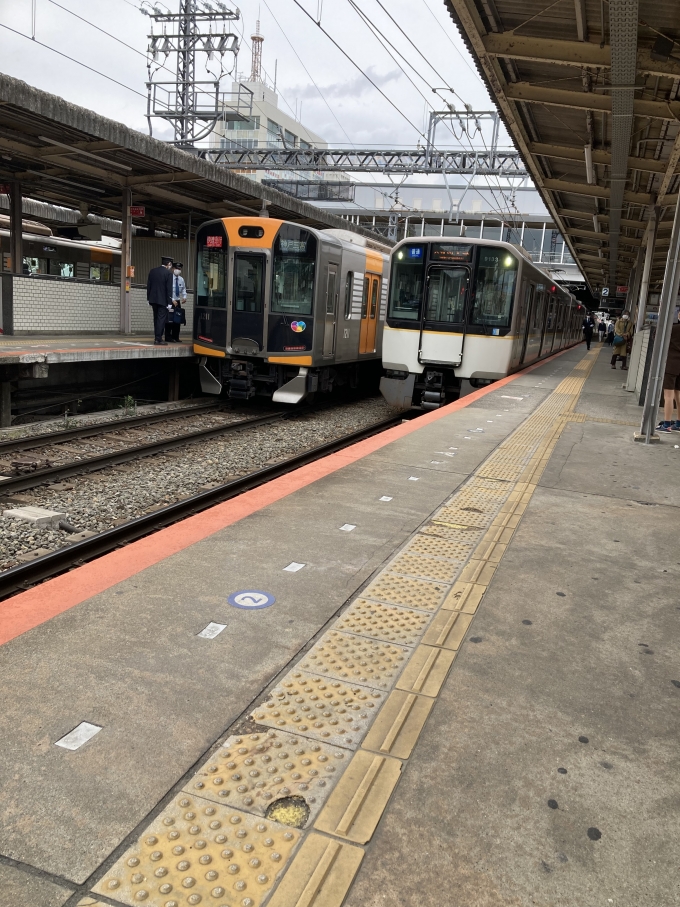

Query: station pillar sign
[{"left": 129, "top": 205, "right": 146, "bottom": 217}]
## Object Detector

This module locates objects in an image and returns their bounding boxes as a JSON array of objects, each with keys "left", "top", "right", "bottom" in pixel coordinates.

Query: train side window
[
  {"left": 48, "top": 260, "right": 74, "bottom": 278},
  {"left": 370, "top": 278, "right": 379, "bottom": 319},
  {"left": 23, "top": 257, "right": 47, "bottom": 275},
  {"left": 344, "top": 271, "right": 353, "bottom": 320},
  {"left": 90, "top": 263, "right": 111, "bottom": 282},
  {"left": 362, "top": 277, "right": 369, "bottom": 318}
]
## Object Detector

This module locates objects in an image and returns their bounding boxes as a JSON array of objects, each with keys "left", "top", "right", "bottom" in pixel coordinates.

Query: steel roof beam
[
  {"left": 529, "top": 141, "right": 672, "bottom": 175},
  {"left": 506, "top": 82, "right": 680, "bottom": 121},
  {"left": 482, "top": 33, "right": 680, "bottom": 80},
  {"left": 542, "top": 178, "right": 667, "bottom": 206}
]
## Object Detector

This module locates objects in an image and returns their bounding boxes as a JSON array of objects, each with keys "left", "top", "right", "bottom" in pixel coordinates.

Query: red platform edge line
[{"left": 0, "top": 346, "right": 576, "bottom": 645}]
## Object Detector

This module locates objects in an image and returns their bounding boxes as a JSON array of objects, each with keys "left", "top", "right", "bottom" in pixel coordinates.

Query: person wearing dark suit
[
  {"left": 147, "top": 257, "right": 174, "bottom": 345},
  {"left": 582, "top": 314, "right": 595, "bottom": 350}
]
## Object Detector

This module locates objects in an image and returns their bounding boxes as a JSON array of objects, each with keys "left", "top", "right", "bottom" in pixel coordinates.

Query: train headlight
[
  {"left": 397, "top": 251, "right": 404, "bottom": 259},
  {"left": 503, "top": 255, "right": 514, "bottom": 267}
]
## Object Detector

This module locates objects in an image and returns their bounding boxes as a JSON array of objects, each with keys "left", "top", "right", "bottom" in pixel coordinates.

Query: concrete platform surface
[
  {"left": 0, "top": 333, "right": 194, "bottom": 364},
  {"left": 0, "top": 343, "right": 677, "bottom": 907}
]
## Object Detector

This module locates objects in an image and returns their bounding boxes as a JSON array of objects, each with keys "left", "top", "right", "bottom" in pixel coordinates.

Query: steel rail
[
  {"left": 0, "top": 401, "right": 225, "bottom": 455},
  {"left": 0, "top": 409, "right": 291, "bottom": 494},
  {"left": 0, "top": 413, "right": 407, "bottom": 600}
]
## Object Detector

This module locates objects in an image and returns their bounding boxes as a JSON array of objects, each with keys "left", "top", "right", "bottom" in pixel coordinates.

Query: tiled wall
[{"left": 10, "top": 276, "right": 193, "bottom": 334}]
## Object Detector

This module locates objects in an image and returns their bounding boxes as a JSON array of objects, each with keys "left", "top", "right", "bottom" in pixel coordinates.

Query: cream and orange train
[
  {"left": 193, "top": 217, "right": 390, "bottom": 402},
  {"left": 380, "top": 236, "right": 585, "bottom": 410}
]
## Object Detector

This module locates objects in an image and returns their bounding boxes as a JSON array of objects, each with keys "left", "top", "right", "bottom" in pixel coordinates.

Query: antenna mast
[{"left": 250, "top": 20, "right": 263, "bottom": 82}]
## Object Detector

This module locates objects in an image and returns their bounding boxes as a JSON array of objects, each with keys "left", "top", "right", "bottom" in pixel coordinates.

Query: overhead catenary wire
[
  {"left": 304, "top": 0, "right": 519, "bottom": 233},
  {"left": 359, "top": 0, "right": 522, "bottom": 235},
  {"left": 0, "top": 21, "right": 148, "bottom": 99}
]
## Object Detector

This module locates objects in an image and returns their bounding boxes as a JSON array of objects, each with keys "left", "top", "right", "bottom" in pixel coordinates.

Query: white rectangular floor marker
[
  {"left": 339, "top": 524, "right": 356, "bottom": 532},
  {"left": 197, "top": 622, "right": 226, "bottom": 639},
  {"left": 431, "top": 460, "right": 442, "bottom": 464},
  {"left": 379, "top": 496, "right": 393, "bottom": 502},
  {"left": 284, "top": 562, "right": 305, "bottom": 572},
  {"left": 408, "top": 476, "right": 419, "bottom": 481},
  {"left": 55, "top": 722, "right": 102, "bottom": 751},
  {"left": 501, "top": 395, "right": 524, "bottom": 400}
]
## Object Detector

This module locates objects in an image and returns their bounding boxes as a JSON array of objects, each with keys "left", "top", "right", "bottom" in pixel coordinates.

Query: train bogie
[{"left": 194, "top": 218, "right": 389, "bottom": 402}]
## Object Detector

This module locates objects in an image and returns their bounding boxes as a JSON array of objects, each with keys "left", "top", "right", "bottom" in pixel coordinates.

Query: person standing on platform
[
  {"left": 657, "top": 311, "right": 680, "bottom": 433},
  {"left": 166, "top": 262, "right": 187, "bottom": 343},
  {"left": 147, "top": 256, "right": 174, "bottom": 346},
  {"left": 610, "top": 312, "right": 634, "bottom": 369},
  {"left": 582, "top": 312, "right": 596, "bottom": 350},
  {"left": 598, "top": 318, "right": 606, "bottom": 342},
  {"left": 606, "top": 320, "right": 615, "bottom": 345}
]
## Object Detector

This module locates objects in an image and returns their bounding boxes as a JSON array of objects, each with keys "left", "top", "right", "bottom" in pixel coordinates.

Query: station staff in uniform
[
  {"left": 166, "top": 261, "right": 187, "bottom": 343},
  {"left": 147, "top": 256, "right": 174, "bottom": 345}
]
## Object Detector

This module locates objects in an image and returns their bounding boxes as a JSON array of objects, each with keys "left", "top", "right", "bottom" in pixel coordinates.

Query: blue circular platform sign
[{"left": 228, "top": 590, "right": 276, "bottom": 610}]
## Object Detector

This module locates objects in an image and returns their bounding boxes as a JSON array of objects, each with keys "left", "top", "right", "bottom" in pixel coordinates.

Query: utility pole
[{"left": 142, "top": 0, "right": 249, "bottom": 147}]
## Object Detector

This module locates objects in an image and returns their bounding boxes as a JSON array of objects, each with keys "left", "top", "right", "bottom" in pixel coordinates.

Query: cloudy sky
[{"left": 0, "top": 0, "right": 508, "bottom": 149}]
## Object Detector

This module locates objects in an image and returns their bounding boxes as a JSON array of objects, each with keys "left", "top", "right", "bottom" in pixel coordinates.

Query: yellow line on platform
[{"left": 83, "top": 348, "right": 599, "bottom": 907}]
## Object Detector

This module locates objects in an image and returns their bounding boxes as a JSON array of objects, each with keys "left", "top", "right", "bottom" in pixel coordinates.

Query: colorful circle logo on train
[{"left": 290, "top": 320, "right": 306, "bottom": 333}]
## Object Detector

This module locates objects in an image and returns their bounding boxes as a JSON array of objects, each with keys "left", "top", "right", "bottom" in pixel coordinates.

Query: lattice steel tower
[{"left": 142, "top": 0, "right": 250, "bottom": 147}]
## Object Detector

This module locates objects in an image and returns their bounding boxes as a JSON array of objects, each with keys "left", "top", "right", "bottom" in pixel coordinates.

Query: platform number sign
[{"left": 228, "top": 590, "right": 276, "bottom": 610}]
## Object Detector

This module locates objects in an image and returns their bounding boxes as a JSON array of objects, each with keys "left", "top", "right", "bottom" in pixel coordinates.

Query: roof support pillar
[
  {"left": 635, "top": 206, "right": 659, "bottom": 331},
  {"left": 637, "top": 193, "right": 680, "bottom": 443},
  {"left": 120, "top": 187, "right": 132, "bottom": 334},
  {"left": 9, "top": 181, "right": 22, "bottom": 275}
]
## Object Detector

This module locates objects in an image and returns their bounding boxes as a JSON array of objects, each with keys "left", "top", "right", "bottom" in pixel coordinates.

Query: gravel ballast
[{"left": 0, "top": 396, "right": 396, "bottom": 570}]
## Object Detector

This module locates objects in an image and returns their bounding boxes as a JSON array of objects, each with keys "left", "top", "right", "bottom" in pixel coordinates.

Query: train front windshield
[
  {"left": 388, "top": 243, "right": 518, "bottom": 329},
  {"left": 272, "top": 227, "right": 317, "bottom": 316},
  {"left": 196, "top": 225, "right": 227, "bottom": 308}
]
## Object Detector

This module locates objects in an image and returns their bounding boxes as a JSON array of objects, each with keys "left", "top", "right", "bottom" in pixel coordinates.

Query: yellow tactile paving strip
[{"left": 89, "top": 349, "right": 598, "bottom": 907}]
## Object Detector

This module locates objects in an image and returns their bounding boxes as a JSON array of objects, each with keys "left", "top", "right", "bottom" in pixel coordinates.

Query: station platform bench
[{"left": 0, "top": 343, "right": 677, "bottom": 907}]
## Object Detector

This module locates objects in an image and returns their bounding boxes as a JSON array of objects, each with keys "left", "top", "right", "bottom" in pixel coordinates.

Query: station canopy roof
[
  {"left": 445, "top": 0, "right": 680, "bottom": 296},
  {"left": 0, "top": 73, "right": 374, "bottom": 240}
]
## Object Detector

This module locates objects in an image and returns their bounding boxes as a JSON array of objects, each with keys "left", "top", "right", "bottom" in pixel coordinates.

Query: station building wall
[{"left": 2, "top": 275, "right": 193, "bottom": 334}]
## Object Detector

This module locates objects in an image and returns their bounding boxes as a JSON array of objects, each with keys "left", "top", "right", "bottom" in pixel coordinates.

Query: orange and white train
[{"left": 193, "top": 217, "right": 390, "bottom": 403}]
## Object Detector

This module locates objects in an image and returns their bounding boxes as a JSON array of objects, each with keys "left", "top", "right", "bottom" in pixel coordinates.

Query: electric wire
[
  {"left": 290, "top": 0, "right": 518, "bottom": 232},
  {"left": 0, "top": 21, "right": 148, "bottom": 99},
  {"left": 331, "top": 0, "right": 521, "bottom": 234},
  {"left": 360, "top": 0, "right": 522, "bottom": 236}
]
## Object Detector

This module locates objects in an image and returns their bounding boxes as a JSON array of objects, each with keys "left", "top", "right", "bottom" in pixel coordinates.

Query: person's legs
[
  {"left": 153, "top": 305, "right": 167, "bottom": 344},
  {"left": 673, "top": 388, "right": 680, "bottom": 429},
  {"left": 611, "top": 353, "right": 617, "bottom": 368},
  {"left": 165, "top": 315, "right": 173, "bottom": 342},
  {"left": 620, "top": 354, "right": 628, "bottom": 370}
]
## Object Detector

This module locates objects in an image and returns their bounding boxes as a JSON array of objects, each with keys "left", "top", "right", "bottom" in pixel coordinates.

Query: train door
[
  {"left": 232, "top": 253, "right": 265, "bottom": 350},
  {"left": 359, "top": 273, "right": 380, "bottom": 353},
  {"left": 420, "top": 265, "right": 469, "bottom": 364},
  {"left": 323, "top": 264, "right": 339, "bottom": 356},
  {"left": 519, "top": 283, "right": 535, "bottom": 365}
]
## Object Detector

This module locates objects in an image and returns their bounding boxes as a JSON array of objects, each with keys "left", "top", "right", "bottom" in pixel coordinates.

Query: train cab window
[
  {"left": 271, "top": 225, "right": 317, "bottom": 316},
  {"left": 197, "top": 224, "right": 228, "bottom": 308},
  {"left": 425, "top": 268, "right": 468, "bottom": 323},
  {"left": 387, "top": 245, "right": 425, "bottom": 321},
  {"left": 344, "top": 271, "right": 353, "bottom": 319},
  {"left": 48, "top": 260, "right": 74, "bottom": 278},
  {"left": 90, "top": 263, "right": 111, "bottom": 282},
  {"left": 234, "top": 255, "right": 264, "bottom": 312},
  {"left": 470, "top": 247, "right": 517, "bottom": 328}
]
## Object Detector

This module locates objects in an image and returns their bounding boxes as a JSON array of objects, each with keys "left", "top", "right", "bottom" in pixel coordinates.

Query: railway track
[
  {"left": 0, "top": 399, "right": 225, "bottom": 456},
  {"left": 0, "top": 408, "right": 291, "bottom": 495},
  {"left": 0, "top": 413, "right": 408, "bottom": 600}
]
